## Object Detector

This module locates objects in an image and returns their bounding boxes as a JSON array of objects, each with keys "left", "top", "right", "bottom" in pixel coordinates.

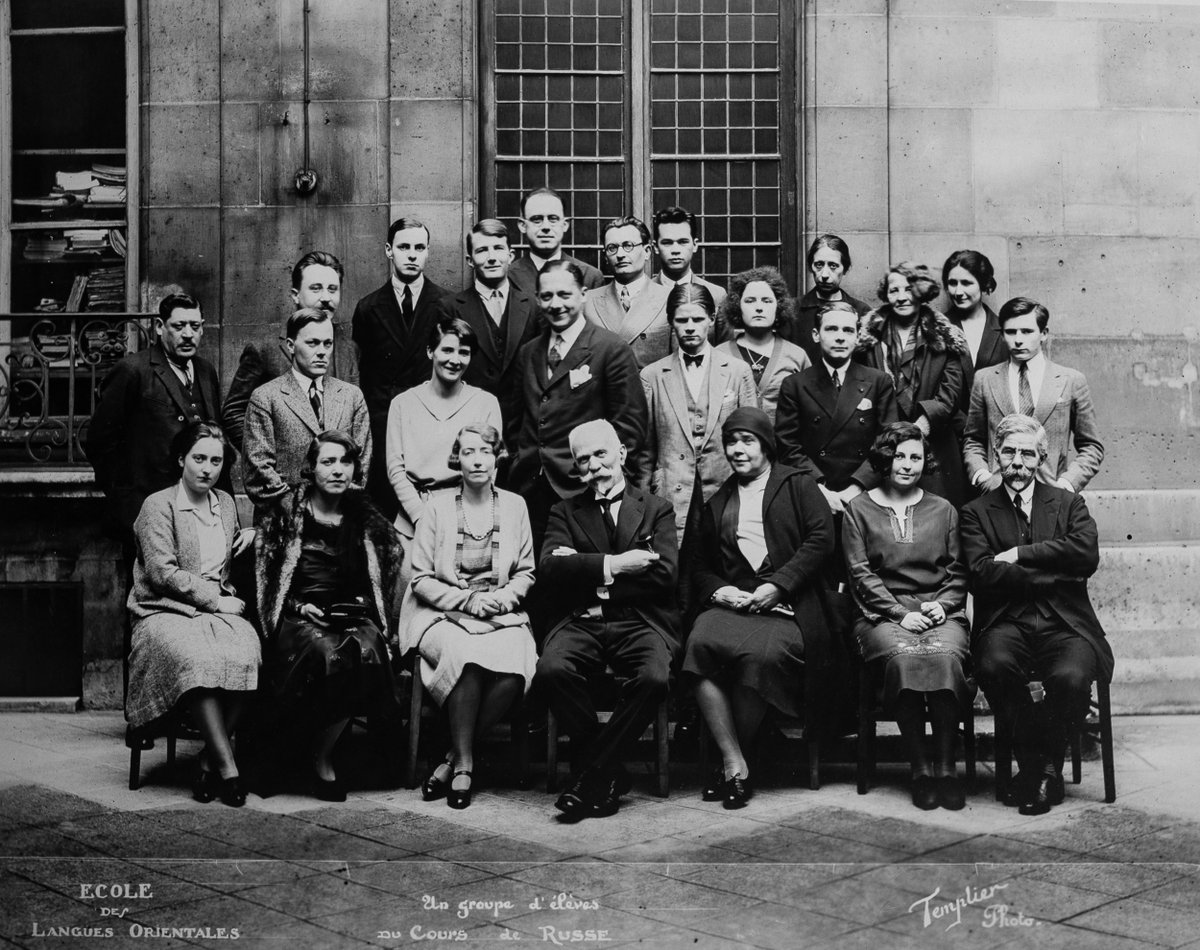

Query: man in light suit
[
  {"left": 436, "top": 219, "right": 541, "bottom": 437},
  {"left": 583, "top": 216, "right": 671, "bottom": 368},
  {"left": 351, "top": 217, "right": 447, "bottom": 519},
  {"left": 509, "top": 187, "right": 606, "bottom": 294},
  {"left": 962, "top": 414, "right": 1113, "bottom": 814},
  {"left": 963, "top": 297, "right": 1104, "bottom": 494},
  {"left": 243, "top": 308, "right": 372, "bottom": 513},
  {"left": 650, "top": 206, "right": 726, "bottom": 313},
  {"left": 535, "top": 420, "right": 680, "bottom": 819},
  {"left": 508, "top": 260, "right": 648, "bottom": 551}
]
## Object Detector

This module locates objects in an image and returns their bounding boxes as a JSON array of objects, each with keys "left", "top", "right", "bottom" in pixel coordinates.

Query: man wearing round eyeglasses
[{"left": 583, "top": 216, "right": 671, "bottom": 368}]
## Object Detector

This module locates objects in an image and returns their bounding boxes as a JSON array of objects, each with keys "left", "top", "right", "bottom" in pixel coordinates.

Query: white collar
[
  {"left": 595, "top": 478, "right": 626, "bottom": 503},
  {"left": 739, "top": 467, "right": 772, "bottom": 492},
  {"left": 529, "top": 251, "right": 562, "bottom": 271},
  {"left": 292, "top": 367, "right": 324, "bottom": 393},
  {"left": 1004, "top": 481, "right": 1036, "bottom": 509},
  {"left": 615, "top": 273, "right": 649, "bottom": 299},
  {"left": 821, "top": 359, "right": 849, "bottom": 381},
  {"left": 475, "top": 278, "right": 510, "bottom": 300},
  {"left": 1010, "top": 350, "right": 1046, "bottom": 376},
  {"left": 175, "top": 482, "right": 220, "bottom": 515},
  {"left": 392, "top": 273, "right": 424, "bottom": 301},
  {"left": 550, "top": 315, "right": 587, "bottom": 351}
]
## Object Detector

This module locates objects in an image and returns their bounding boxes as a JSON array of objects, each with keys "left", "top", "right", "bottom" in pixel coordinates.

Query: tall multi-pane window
[{"left": 482, "top": 0, "right": 795, "bottom": 288}]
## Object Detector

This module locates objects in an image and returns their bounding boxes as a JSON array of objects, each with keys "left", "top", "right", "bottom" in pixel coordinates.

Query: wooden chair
[
  {"left": 856, "top": 660, "right": 978, "bottom": 795},
  {"left": 993, "top": 679, "right": 1115, "bottom": 804}
]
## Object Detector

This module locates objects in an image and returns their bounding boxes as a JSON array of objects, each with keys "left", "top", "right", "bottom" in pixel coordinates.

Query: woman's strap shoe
[
  {"left": 701, "top": 769, "right": 725, "bottom": 802},
  {"left": 723, "top": 773, "right": 751, "bottom": 809},
  {"left": 313, "top": 774, "right": 347, "bottom": 803},
  {"left": 192, "top": 768, "right": 218, "bottom": 804},
  {"left": 218, "top": 776, "right": 247, "bottom": 808},
  {"left": 422, "top": 766, "right": 450, "bottom": 802},
  {"left": 447, "top": 770, "right": 473, "bottom": 810}
]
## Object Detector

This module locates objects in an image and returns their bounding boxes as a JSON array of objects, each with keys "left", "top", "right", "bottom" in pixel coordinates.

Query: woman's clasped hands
[
  {"left": 900, "top": 601, "right": 946, "bottom": 632},
  {"left": 712, "top": 583, "right": 784, "bottom": 614}
]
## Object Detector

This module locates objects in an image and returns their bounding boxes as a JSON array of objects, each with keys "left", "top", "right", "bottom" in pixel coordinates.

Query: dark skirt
[
  {"left": 682, "top": 606, "right": 806, "bottom": 717},
  {"left": 267, "top": 615, "right": 395, "bottom": 726},
  {"left": 854, "top": 615, "right": 970, "bottom": 709}
]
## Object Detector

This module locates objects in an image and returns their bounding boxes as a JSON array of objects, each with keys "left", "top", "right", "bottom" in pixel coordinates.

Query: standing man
[
  {"left": 222, "top": 251, "right": 346, "bottom": 452},
  {"left": 583, "top": 216, "right": 671, "bottom": 368},
  {"left": 535, "top": 420, "right": 680, "bottom": 819},
  {"left": 508, "top": 260, "right": 648, "bottom": 550},
  {"left": 87, "top": 292, "right": 230, "bottom": 536},
  {"left": 437, "top": 219, "right": 540, "bottom": 433},
  {"left": 509, "top": 187, "right": 605, "bottom": 293},
  {"left": 351, "top": 217, "right": 447, "bottom": 518},
  {"left": 650, "top": 206, "right": 726, "bottom": 314},
  {"left": 961, "top": 414, "right": 1112, "bottom": 814},
  {"left": 963, "top": 297, "right": 1104, "bottom": 494},
  {"left": 242, "top": 308, "right": 371, "bottom": 512}
]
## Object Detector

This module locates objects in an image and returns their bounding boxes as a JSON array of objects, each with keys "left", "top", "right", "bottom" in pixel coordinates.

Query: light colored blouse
[
  {"left": 174, "top": 484, "right": 225, "bottom": 581},
  {"left": 735, "top": 468, "right": 771, "bottom": 571}
]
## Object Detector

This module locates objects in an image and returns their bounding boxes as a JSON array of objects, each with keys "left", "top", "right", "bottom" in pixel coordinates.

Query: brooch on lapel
[
  {"left": 569, "top": 365, "right": 593, "bottom": 389},
  {"left": 857, "top": 397, "right": 873, "bottom": 410}
]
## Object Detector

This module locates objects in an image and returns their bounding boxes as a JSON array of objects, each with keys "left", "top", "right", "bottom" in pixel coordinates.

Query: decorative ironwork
[{"left": 0, "top": 313, "right": 152, "bottom": 466}]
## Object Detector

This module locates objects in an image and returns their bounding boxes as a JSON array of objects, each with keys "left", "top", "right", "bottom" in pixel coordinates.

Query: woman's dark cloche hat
[{"left": 722, "top": 406, "right": 776, "bottom": 460}]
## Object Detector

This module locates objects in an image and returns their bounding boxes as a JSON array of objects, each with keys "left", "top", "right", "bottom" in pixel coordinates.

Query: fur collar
[{"left": 855, "top": 305, "right": 969, "bottom": 357}]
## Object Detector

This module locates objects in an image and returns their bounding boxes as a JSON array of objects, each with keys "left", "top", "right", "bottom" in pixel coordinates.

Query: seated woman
[
  {"left": 126, "top": 421, "right": 260, "bottom": 807},
  {"left": 684, "top": 407, "right": 834, "bottom": 808},
  {"left": 842, "top": 422, "right": 971, "bottom": 810},
  {"left": 256, "top": 429, "right": 402, "bottom": 801},
  {"left": 397, "top": 424, "right": 536, "bottom": 809},
  {"left": 386, "top": 317, "right": 502, "bottom": 554}
]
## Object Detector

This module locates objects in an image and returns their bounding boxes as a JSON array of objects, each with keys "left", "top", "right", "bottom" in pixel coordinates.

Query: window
[{"left": 482, "top": 0, "right": 796, "bottom": 288}]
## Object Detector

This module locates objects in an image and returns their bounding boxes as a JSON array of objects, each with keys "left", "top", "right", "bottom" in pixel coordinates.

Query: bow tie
[
  {"left": 596, "top": 490, "right": 624, "bottom": 507},
  {"left": 682, "top": 353, "right": 704, "bottom": 369}
]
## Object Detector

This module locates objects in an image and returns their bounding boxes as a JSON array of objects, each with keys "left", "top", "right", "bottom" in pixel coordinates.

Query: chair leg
[
  {"left": 856, "top": 665, "right": 870, "bottom": 795},
  {"left": 656, "top": 700, "right": 669, "bottom": 798},
  {"left": 963, "top": 700, "right": 977, "bottom": 783},
  {"left": 128, "top": 745, "right": 141, "bottom": 791},
  {"left": 405, "top": 666, "right": 423, "bottom": 789},
  {"left": 513, "top": 705, "right": 531, "bottom": 790},
  {"left": 166, "top": 725, "right": 177, "bottom": 769},
  {"left": 698, "top": 713, "right": 709, "bottom": 776},
  {"left": 807, "top": 736, "right": 820, "bottom": 791},
  {"left": 994, "top": 711, "right": 1012, "bottom": 802},
  {"left": 1098, "top": 681, "right": 1116, "bottom": 804},
  {"left": 546, "top": 711, "right": 559, "bottom": 793}
]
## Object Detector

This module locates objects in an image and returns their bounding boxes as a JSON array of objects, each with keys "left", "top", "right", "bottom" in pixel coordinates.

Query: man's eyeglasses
[
  {"left": 998, "top": 447, "right": 1041, "bottom": 462},
  {"left": 604, "top": 241, "right": 644, "bottom": 255}
]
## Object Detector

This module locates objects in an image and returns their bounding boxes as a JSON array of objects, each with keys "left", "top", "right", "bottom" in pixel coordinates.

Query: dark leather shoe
[
  {"left": 723, "top": 773, "right": 751, "bottom": 810},
  {"left": 421, "top": 761, "right": 451, "bottom": 802},
  {"left": 588, "top": 778, "right": 621, "bottom": 818},
  {"left": 554, "top": 776, "right": 590, "bottom": 819},
  {"left": 1018, "top": 777, "right": 1055, "bottom": 816},
  {"left": 1046, "top": 774, "right": 1065, "bottom": 806},
  {"left": 612, "top": 765, "right": 633, "bottom": 798},
  {"left": 701, "top": 769, "right": 725, "bottom": 802},
  {"left": 447, "top": 770, "right": 473, "bottom": 810},
  {"left": 193, "top": 768, "right": 218, "bottom": 804},
  {"left": 912, "top": 775, "right": 939, "bottom": 811},
  {"left": 218, "top": 776, "right": 247, "bottom": 808},
  {"left": 312, "top": 773, "right": 347, "bottom": 803},
  {"left": 1002, "top": 771, "right": 1035, "bottom": 807},
  {"left": 938, "top": 776, "right": 966, "bottom": 811}
]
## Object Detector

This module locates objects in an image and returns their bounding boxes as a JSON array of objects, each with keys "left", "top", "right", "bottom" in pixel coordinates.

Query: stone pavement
[{"left": 2, "top": 712, "right": 1199, "bottom": 949}]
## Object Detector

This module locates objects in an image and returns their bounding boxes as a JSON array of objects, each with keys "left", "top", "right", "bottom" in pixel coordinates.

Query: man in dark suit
[
  {"left": 351, "top": 217, "right": 446, "bottom": 517},
  {"left": 509, "top": 187, "right": 606, "bottom": 294},
  {"left": 775, "top": 302, "right": 899, "bottom": 515},
  {"left": 508, "top": 260, "right": 649, "bottom": 551},
  {"left": 436, "top": 219, "right": 540, "bottom": 436},
  {"left": 650, "top": 205, "right": 726, "bottom": 311},
  {"left": 535, "top": 419, "right": 680, "bottom": 819},
  {"left": 87, "top": 292, "right": 228, "bottom": 536},
  {"left": 961, "top": 413, "right": 1113, "bottom": 815}
]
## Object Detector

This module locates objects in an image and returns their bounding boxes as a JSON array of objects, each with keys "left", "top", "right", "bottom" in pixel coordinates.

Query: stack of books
[
  {"left": 64, "top": 229, "right": 110, "bottom": 255},
  {"left": 89, "top": 164, "right": 127, "bottom": 205},
  {"left": 23, "top": 236, "right": 69, "bottom": 261},
  {"left": 85, "top": 266, "right": 125, "bottom": 311}
]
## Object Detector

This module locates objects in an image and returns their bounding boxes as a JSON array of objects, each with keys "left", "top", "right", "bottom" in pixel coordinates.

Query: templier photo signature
[{"left": 908, "top": 882, "right": 1040, "bottom": 932}]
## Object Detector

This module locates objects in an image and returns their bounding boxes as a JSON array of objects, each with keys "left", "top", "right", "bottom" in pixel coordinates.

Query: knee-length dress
[
  {"left": 842, "top": 490, "right": 970, "bottom": 707},
  {"left": 126, "top": 486, "right": 260, "bottom": 728}
]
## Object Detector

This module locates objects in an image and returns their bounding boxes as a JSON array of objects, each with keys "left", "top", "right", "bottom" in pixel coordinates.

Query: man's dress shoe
[{"left": 1018, "top": 775, "right": 1064, "bottom": 816}]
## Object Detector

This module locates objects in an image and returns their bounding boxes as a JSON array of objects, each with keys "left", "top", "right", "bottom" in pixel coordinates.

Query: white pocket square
[
  {"left": 569, "top": 365, "right": 593, "bottom": 389},
  {"left": 857, "top": 397, "right": 873, "bottom": 411}
]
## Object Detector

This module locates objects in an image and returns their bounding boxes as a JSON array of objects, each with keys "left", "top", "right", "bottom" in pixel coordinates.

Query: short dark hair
[
  {"left": 387, "top": 216, "right": 430, "bottom": 245},
  {"left": 427, "top": 315, "right": 478, "bottom": 354},
  {"left": 814, "top": 299, "right": 859, "bottom": 330},
  {"left": 171, "top": 420, "right": 227, "bottom": 465},
  {"left": 652, "top": 206, "right": 698, "bottom": 241},
  {"left": 667, "top": 281, "right": 716, "bottom": 320},
  {"left": 285, "top": 307, "right": 332, "bottom": 341},
  {"left": 158, "top": 292, "right": 201, "bottom": 321},
  {"left": 806, "top": 233, "right": 852, "bottom": 271},
  {"left": 868, "top": 421, "right": 930, "bottom": 476},
  {"left": 522, "top": 186, "right": 567, "bottom": 216},
  {"left": 536, "top": 258, "right": 585, "bottom": 292},
  {"left": 601, "top": 215, "right": 652, "bottom": 247},
  {"left": 998, "top": 296, "right": 1050, "bottom": 332},
  {"left": 942, "top": 249, "right": 997, "bottom": 296},
  {"left": 720, "top": 266, "right": 796, "bottom": 333},
  {"left": 301, "top": 429, "right": 363, "bottom": 484},
  {"left": 291, "top": 251, "right": 344, "bottom": 290},
  {"left": 447, "top": 424, "right": 508, "bottom": 471},
  {"left": 876, "top": 261, "right": 940, "bottom": 307},
  {"left": 466, "top": 218, "right": 511, "bottom": 255}
]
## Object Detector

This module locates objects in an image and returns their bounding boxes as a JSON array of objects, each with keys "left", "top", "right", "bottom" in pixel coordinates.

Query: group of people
[{"left": 86, "top": 187, "right": 1111, "bottom": 822}]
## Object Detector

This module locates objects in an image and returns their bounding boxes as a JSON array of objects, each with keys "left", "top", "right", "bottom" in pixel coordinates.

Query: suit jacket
[
  {"left": 638, "top": 348, "right": 757, "bottom": 535},
  {"left": 508, "top": 321, "right": 649, "bottom": 499},
  {"left": 537, "top": 484, "right": 681, "bottom": 649},
  {"left": 774, "top": 362, "right": 899, "bottom": 491},
  {"left": 509, "top": 253, "right": 606, "bottom": 294},
  {"left": 791, "top": 288, "right": 872, "bottom": 365},
  {"left": 950, "top": 304, "right": 1007, "bottom": 386},
  {"left": 86, "top": 342, "right": 225, "bottom": 531},
  {"left": 583, "top": 279, "right": 672, "bottom": 368},
  {"left": 963, "top": 359, "right": 1104, "bottom": 492},
  {"left": 437, "top": 282, "right": 540, "bottom": 429},
  {"left": 960, "top": 483, "right": 1112, "bottom": 683},
  {"left": 652, "top": 273, "right": 727, "bottom": 313},
  {"left": 243, "top": 372, "right": 372, "bottom": 507}
]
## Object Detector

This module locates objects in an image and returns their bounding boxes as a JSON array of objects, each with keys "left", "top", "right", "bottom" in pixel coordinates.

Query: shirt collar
[
  {"left": 1011, "top": 350, "right": 1046, "bottom": 374},
  {"left": 551, "top": 314, "right": 587, "bottom": 351},
  {"left": 616, "top": 273, "right": 649, "bottom": 299},
  {"left": 391, "top": 272, "right": 424, "bottom": 301},
  {"left": 664, "top": 270, "right": 694, "bottom": 286},
  {"left": 175, "top": 482, "right": 220, "bottom": 515},
  {"left": 475, "top": 278, "right": 510, "bottom": 301},
  {"left": 740, "top": 466, "right": 772, "bottom": 491},
  {"left": 821, "top": 359, "right": 848, "bottom": 381},
  {"left": 530, "top": 251, "right": 562, "bottom": 271},
  {"left": 1004, "top": 481, "right": 1036, "bottom": 508},
  {"left": 595, "top": 478, "right": 626, "bottom": 502},
  {"left": 680, "top": 344, "right": 711, "bottom": 366},
  {"left": 292, "top": 367, "right": 324, "bottom": 393}
]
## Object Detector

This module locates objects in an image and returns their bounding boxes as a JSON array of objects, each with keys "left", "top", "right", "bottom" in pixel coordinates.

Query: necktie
[
  {"left": 830, "top": 369, "right": 841, "bottom": 393},
  {"left": 1018, "top": 362, "right": 1035, "bottom": 416},
  {"left": 309, "top": 381, "right": 323, "bottom": 426},
  {"left": 619, "top": 285, "right": 631, "bottom": 312},
  {"left": 489, "top": 289, "right": 504, "bottom": 324},
  {"left": 171, "top": 359, "right": 193, "bottom": 395},
  {"left": 682, "top": 352, "right": 703, "bottom": 369},
  {"left": 1013, "top": 492, "right": 1031, "bottom": 543},
  {"left": 401, "top": 285, "right": 414, "bottom": 330},
  {"left": 547, "top": 336, "right": 563, "bottom": 379},
  {"left": 598, "top": 491, "right": 622, "bottom": 543}
]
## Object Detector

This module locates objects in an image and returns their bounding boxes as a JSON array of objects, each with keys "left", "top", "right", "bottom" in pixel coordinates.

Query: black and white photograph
[{"left": 1, "top": 1, "right": 1198, "bottom": 947}]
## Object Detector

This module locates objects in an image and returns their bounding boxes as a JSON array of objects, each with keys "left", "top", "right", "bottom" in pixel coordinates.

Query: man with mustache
[
  {"left": 242, "top": 308, "right": 371, "bottom": 515},
  {"left": 961, "top": 413, "right": 1112, "bottom": 815}
]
